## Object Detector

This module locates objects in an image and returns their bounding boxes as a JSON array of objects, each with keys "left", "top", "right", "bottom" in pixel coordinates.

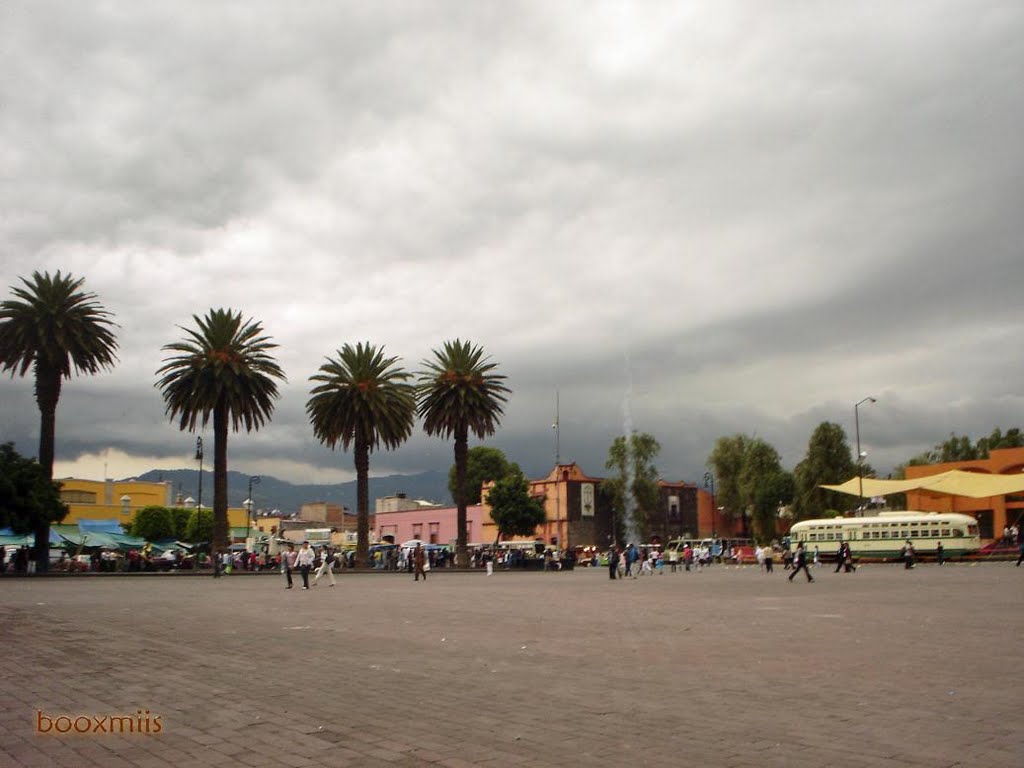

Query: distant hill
[{"left": 135, "top": 468, "right": 451, "bottom": 514}]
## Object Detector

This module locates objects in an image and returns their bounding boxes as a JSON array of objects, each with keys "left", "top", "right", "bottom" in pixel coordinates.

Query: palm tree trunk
[
  {"left": 355, "top": 437, "right": 370, "bottom": 569},
  {"left": 454, "top": 427, "right": 468, "bottom": 568},
  {"left": 33, "top": 366, "right": 61, "bottom": 574},
  {"left": 213, "top": 405, "right": 229, "bottom": 554}
]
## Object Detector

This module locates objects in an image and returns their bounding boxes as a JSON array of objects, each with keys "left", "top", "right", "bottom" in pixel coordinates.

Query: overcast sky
[{"left": 2, "top": 1, "right": 1022, "bottom": 489}]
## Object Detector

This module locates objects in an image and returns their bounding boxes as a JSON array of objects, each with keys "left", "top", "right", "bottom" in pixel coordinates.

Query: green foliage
[
  {"left": 604, "top": 432, "right": 661, "bottom": 539},
  {"left": 486, "top": 471, "right": 546, "bottom": 541},
  {"left": 708, "top": 435, "right": 748, "bottom": 528},
  {"left": 156, "top": 308, "right": 285, "bottom": 551},
  {"left": 910, "top": 428, "right": 1023, "bottom": 465},
  {"left": 449, "top": 446, "right": 520, "bottom": 505},
  {"left": 0, "top": 270, "right": 117, "bottom": 571},
  {"left": 417, "top": 339, "right": 510, "bottom": 566},
  {"left": 307, "top": 341, "right": 415, "bottom": 568},
  {"left": 185, "top": 508, "right": 214, "bottom": 543},
  {"left": 792, "top": 422, "right": 859, "bottom": 521},
  {"left": 170, "top": 507, "right": 192, "bottom": 538},
  {"left": 0, "top": 442, "right": 67, "bottom": 533},
  {"left": 129, "top": 506, "right": 176, "bottom": 541}
]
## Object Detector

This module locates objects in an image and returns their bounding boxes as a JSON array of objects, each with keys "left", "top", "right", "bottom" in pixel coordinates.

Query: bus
[{"left": 788, "top": 511, "right": 981, "bottom": 560}]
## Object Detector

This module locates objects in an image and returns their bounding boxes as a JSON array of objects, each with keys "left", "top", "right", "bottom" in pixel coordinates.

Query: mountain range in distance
[{"left": 135, "top": 468, "right": 452, "bottom": 514}]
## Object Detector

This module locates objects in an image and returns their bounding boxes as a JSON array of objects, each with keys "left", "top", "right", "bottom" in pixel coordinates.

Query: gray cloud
[{"left": 2, "top": 2, "right": 1022, "bottom": 490}]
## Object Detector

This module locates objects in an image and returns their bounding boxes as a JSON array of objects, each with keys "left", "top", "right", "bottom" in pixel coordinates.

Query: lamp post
[
  {"left": 703, "top": 472, "right": 716, "bottom": 538},
  {"left": 194, "top": 437, "right": 204, "bottom": 511},
  {"left": 245, "top": 475, "right": 261, "bottom": 541},
  {"left": 855, "top": 397, "right": 876, "bottom": 513}
]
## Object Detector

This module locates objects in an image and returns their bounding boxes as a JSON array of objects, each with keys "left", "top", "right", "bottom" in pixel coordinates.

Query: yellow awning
[{"left": 821, "top": 469, "right": 1024, "bottom": 499}]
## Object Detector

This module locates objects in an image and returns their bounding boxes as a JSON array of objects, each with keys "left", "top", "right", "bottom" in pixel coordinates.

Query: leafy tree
[
  {"left": 307, "top": 342, "right": 415, "bottom": 568},
  {"left": 184, "top": 507, "right": 214, "bottom": 543},
  {"left": 0, "top": 442, "right": 67, "bottom": 534},
  {"left": 449, "top": 446, "right": 520, "bottom": 505},
  {"left": 708, "top": 434, "right": 749, "bottom": 535},
  {"left": 170, "top": 506, "right": 192, "bottom": 539},
  {"left": 739, "top": 439, "right": 788, "bottom": 541},
  {"left": 792, "top": 422, "right": 859, "bottom": 521},
  {"left": 486, "top": 471, "right": 546, "bottom": 543},
  {"left": 417, "top": 340, "right": 510, "bottom": 567},
  {"left": 129, "top": 506, "right": 176, "bottom": 541},
  {"left": 156, "top": 309, "right": 285, "bottom": 553},
  {"left": 0, "top": 271, "right": 117, "bottom": 572},
  {"left": 604, "top": 432, "right": 661, "bottom": 542}
]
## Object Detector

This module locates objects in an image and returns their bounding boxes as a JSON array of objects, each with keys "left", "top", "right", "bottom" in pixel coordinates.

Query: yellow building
[{"left": 57, "top": 477, "right": 248, "bottom": 530}]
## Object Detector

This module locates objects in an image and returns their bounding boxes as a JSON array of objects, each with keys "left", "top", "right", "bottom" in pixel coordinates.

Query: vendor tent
[{"left": 821, "top": 470, "right": 1024, "bottom": 499}]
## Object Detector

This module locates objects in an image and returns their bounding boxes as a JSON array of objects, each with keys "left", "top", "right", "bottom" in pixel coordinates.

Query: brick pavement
[{"left": 1, "top": 562, "right": 1022, "bottom": 767}]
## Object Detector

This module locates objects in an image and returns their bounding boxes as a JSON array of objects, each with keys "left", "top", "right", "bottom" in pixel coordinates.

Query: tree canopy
[
  {"left": 156, "top": 308, "right": 285, "bottom": 551},
  {"left": 486, "top": 471, "right": 546, "bottom": 542},
  {"left": 792, "top": 422, "right": 859, "bottom": 521},
  {"left": 604, "top": 431, "right": 660, "bottom": 542},
  {"left": 449, "top": 446, "right": 520, "bottom": 505},
  {"left": 307, "top": 342, "right": 415, "bottom": 568},
  {"left": 0, "top": 442, "right": 67, "bottom": 534}
]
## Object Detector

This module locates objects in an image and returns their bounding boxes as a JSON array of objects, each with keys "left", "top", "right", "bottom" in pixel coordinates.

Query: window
[{"left": 60, "top": 490, "right": 97, "bottom": 504}]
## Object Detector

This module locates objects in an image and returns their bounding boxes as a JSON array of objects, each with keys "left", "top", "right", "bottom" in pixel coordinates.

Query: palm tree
[
  {"left": 0, "top": 270, "right": 118, "bottom": 572},
  {"left": 307, "top": 342, "right": 416, "bottom": 568},
  {"left": 417, "top": 339, "right": 509, "bottom": 567},
  {"left": 156, "top": 309, "right": 285, "bottom": 553}
]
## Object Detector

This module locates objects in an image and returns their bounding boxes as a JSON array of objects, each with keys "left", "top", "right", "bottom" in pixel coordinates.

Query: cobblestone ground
[{"left": 1, "top": 561, "right": 1022, "bottom": 767}]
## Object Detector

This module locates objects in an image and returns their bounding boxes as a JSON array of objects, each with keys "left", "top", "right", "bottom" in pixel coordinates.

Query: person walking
[
  {"left": 282, "top": 542, "right": 297, "bottom": 589},
  {"left": 608, "top": 546, "right": 618, "bottom": 580},
  {"left": 788, "top": 543, "right": 814, "bottom": 583},
  {"left": 902, "top": 540, "right": 916, "bottom": 569},
  {"left": 295, "top": 541, "right": 315, "bottom": 589},
  {"left": 312, "top": 545, "right": 337, "bottom": 587},
  {"left": 935, "top": 541, "right": 945, "bottom": 566},
  {"left": 413, "top": 543, "right": 427, "bottom": 582}
]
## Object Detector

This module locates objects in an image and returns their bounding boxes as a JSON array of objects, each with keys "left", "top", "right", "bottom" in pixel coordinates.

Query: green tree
[
  {"left": 708, "top": 435, "right": 749, "bottom": 535},
  {"left": 739, "top": 439, "right": 788, "bottom": 541},
  {"left": 486, "top": 471, "right": 546, "bottom": 543},
  {"left": 129, "top": 506, "right": 176, "bottom": 541},
  {"left": 417, "top": 339, "right": 510, "bottom": 567},
  {"left": 449, "top": 446, "right": 520, "bottom": 505},
  {"left": 0, "top": 442, "right": 67, "bottom": 535},
  {"left": 307, "top": 342, "right": 416, "bottom": 568},
  {"left": 792, "top": 422, "right": 859, "bottom": 521},
  {"left": 185, "top": 507, "right": 214, "bottom": 543},
  {"left": 170, "top": 506, "right": 192, "bottom": 539},
  {"left": 604, "top": 432, "right": 661, "bottom": 542},
  {"left": 0, "top": 270, "right": 118, "bottom": 572},
  {"left": 156, "top": 309, "right": 285, "bottom": 553}
]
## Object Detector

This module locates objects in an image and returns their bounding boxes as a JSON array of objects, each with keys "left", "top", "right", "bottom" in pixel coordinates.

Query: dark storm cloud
[{"left": 2, "top": 2, "right": 1022, "bottom": 487}]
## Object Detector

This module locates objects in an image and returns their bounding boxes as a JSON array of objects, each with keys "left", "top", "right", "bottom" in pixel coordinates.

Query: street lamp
[
  {"left": 194, "top": 437, "right": 204, "bottom": 511},
  {"left": 855, "top": 397, "right": 876, "bottom": 513},
  {"left": 245, "top": 475, "right": 261, "bottom": 540},
  {"left": 703, "top": 472, "right": 716, "bottom": 538}
]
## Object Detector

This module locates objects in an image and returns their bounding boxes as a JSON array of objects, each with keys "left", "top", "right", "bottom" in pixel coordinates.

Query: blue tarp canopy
[{"left": 77, "top": 519, "right": 125, "bottom": 534}]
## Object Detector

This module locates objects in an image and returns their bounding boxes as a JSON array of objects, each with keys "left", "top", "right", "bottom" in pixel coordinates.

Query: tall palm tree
[
  {"left": 0, "top": 270, "right": 118, "bottom": 572},
  {"left": 307, "top": 342, "right": 415, "bottom": 568},
  {"left": 156, "top": 308, "right": 285, "bottom": 553},
  {"left": 417, "top": 339, "right": 509, "bottom": 567}
]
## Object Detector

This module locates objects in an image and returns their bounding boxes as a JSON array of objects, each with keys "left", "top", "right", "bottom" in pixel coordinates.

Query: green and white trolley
[{"left": 788, "top": 511, "right": 981, "bottom": 560}]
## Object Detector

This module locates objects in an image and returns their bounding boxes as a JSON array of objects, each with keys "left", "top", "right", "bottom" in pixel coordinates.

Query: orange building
[{"left": 904, "top": 447, "right": 1024, "bottom": 540}]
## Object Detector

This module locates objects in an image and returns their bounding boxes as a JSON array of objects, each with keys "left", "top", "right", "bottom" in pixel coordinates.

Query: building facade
[{"left": 904, "top": 447, "right": 1024, "bottom": 540}]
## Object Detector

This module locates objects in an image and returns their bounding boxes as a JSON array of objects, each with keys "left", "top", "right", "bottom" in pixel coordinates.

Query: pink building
[{"left": 375, "top": 505, "right": 486, "bottom": 545}]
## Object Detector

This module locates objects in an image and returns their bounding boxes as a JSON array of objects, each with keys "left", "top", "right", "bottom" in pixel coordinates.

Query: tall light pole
[
  {"left": 194, "top": 437, "right": 204, "bottom": 511},
  {"left": 704, "top": 472, "right": 716, "bottom": 538},
  {"left": 855, "top": 397, "right": 876, "bottom": 513},
  {"left": 245, "top": 475, "right": 261, "bottom": 541}
]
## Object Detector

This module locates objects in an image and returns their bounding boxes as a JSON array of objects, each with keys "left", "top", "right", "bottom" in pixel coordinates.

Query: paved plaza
[{"left": 1, "top": 562, "right": 1022, "bottom": 768}]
